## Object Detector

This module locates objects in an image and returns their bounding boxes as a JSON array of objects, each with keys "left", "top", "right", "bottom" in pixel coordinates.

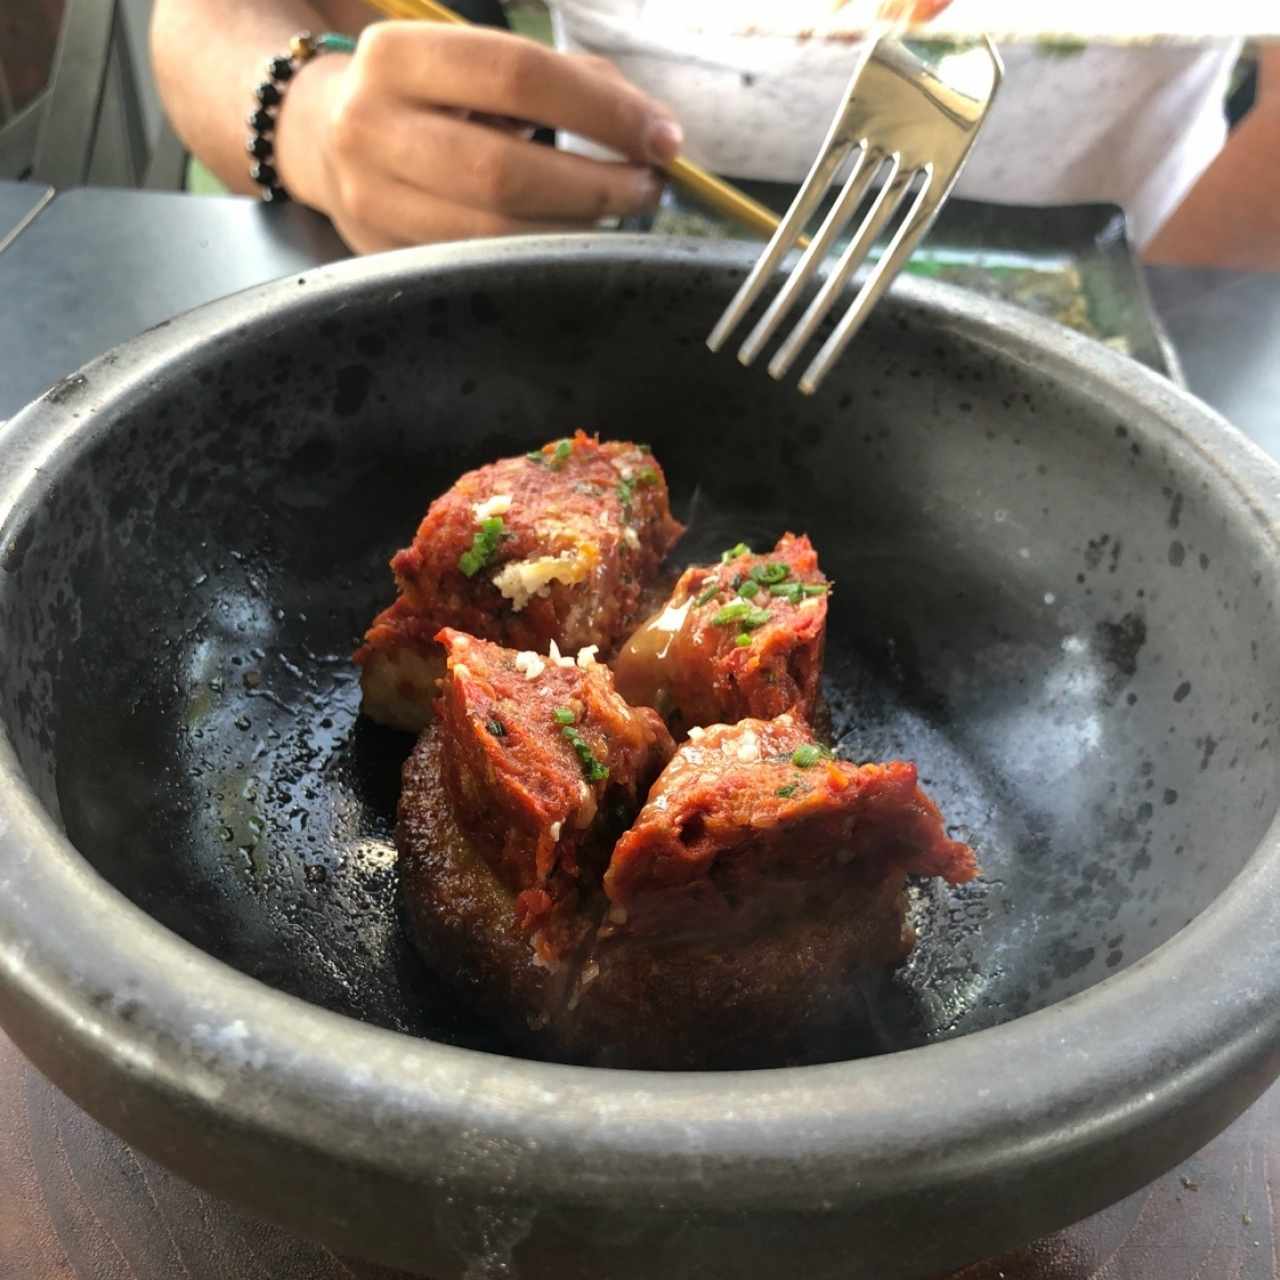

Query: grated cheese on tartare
[
  {"left": 514, "top": 651, "right": 546, "bottom": 680},
  {"left": 574, "top": 782, "right": 598, "bottom": 828},
  {"left": 472, "top": 493, "right": 512, "bottom": 520},
  {"left": 492, "top": 549, "right": 592, "bottom": 612},
  {"left": 548, "top": 640, "right": 576, "bottom": 669}
]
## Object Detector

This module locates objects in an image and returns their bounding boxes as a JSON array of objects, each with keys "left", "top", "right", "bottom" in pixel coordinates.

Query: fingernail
[{"left": 645, "top": 117, "right": 683, "bottom": 166}]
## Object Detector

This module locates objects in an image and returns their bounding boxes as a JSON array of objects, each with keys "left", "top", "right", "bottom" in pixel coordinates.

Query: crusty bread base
[
  {"left": 397, "top": 729, "right": 580, "bottom": 1040},
  {"left": 359, "top": 646, "right": 445, "bottom": 734},
  {"left": 568, "top": 874, "right": 910, "bottom": 1070},
  {"left": 398, "top": 728, "right": 913, "bottom": 1070}
]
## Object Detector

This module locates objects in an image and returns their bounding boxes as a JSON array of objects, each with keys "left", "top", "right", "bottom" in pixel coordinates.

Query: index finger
[{"left": 357, "top": 24, "right": 683, "bottom": 167}]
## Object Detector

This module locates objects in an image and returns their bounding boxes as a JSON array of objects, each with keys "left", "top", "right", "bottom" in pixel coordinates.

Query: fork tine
[
  {"left": 707, "top": 35, "right": 884, "bottom": 355},
  {"left": 736, "top": 145, "right": 882, "bottom": 368},
  {"left": 705, "top": 139, "right": 857, "bottom": 354},
  {"left": 799, "top": 170, "right": 938, "bottom": 395},
  {"left": 767, "top": 157, "right": 908, "bottom": 381},
  {"left": 712, "top": 32, "right": 1002, "bottom": 392}
]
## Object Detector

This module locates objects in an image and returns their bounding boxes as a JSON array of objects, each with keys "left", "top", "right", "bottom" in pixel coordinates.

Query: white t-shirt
[{"left": 550, "top": 0, "right": 1241, "bottom": 245}]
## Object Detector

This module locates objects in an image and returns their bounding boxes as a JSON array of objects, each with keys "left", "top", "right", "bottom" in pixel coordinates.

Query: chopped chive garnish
[
  {"left": 711, "top": 600, "right": 753, "bottom": 626},
  {"left": 486, "top": 717, "right": 506, "bottom": 737},
  {"left": 530, "top": 439, "right": 579, "bottom": 468},
  {"left": 739, "top": 579, "right": 760, "bottom": 599},
  {"left": 750, "top": 562, "right": 791, "bottom": 585},
  {"left": 791, "top": 745, "right": 824, "bottom": 768},
  {"left": 457, "top": 516, "right": 506, "bottom": 577},
  {"left": 713, "top": 602, "right": 772, "bottom": 630},
  {"left": 616, "top": 467, "right": 656, "bottom": 515},
  {"left": 721, "top": 542, "right": 750, "bottom": 563},
  {"left": 553, "top": 707, "right": 576, "bottom": 726},
  {"left": 694, "top": 582, "right": 720, "bottom": 607},
  {"left": 735, "top": 633, "right": 753, "bottom": 647},
  {"left": 562, "top": 726, "right": 609, "bottom": 782},
  {"left": 776, "top": 782, "right": 799, "bottom": 798},
  {"left": 770, "top": 580, "right": 829, "bottom": 603}
]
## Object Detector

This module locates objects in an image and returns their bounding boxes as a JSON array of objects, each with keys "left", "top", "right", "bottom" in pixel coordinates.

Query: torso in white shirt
[{"left": 549, "top": 0, "right": 1241, "bottom": 244}]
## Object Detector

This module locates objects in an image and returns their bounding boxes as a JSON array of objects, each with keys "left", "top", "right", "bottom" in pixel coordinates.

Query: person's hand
[{"left": 274, "top": 22, "right": 683, "bottom": 252}]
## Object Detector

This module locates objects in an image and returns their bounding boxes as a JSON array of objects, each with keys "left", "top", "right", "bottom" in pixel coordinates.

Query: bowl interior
[{"left": 2, "top": 246, "right": 1278, "bottom": 1063}]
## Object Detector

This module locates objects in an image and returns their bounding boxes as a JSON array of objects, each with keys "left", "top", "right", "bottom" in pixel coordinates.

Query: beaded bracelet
[{"left": 247, "top": 31, "right": 356, "bottom": 202}]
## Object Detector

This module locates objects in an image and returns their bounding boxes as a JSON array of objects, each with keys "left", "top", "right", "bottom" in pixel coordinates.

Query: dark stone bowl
[{"left": 0, "top": 237, "right": 1278, "bottom": 1279}]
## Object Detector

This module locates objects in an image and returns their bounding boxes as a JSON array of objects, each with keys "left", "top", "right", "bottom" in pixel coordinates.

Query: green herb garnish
[
  {"left": 457, "top": 516, "right": 506, "bottom": 577},
  {"left": 735, "top": 633, "right": 753, "bottom": 647},
  {"left": 776, "top": 782, "right": 799, "bottom": 798},
  {"left": 750, "top": 562, "right": 791, "bottom": 585},
  {"left": 637, "top": 443, "right": 652, "bottom": 454},
  {"left": 562, "top": 726, "right": 609, "bottom": 782},
  {"left": 770, "top": 580, "right": 828, "bottom": 604},
  {"left": 739, "top": 579, "right": 760, "bottom": 599},
  {"left": 553, "top": 707, "right": 576, "bottom": 726},
  {"left": 694, "top": 582, "right": 721, "bottom": 607},
  {"left": 711, "top": 600, "right": 754, "bottom": 626},
  {"left": 721, "top": 542, "right": 750, "bottom": 563},
  {"left": 713, "top": 602, "right": 772, "bottom": 630},
  {"left": 617, "top": 467, "right": 656, "bottom": 515},
  {"left": 791, "top": 744, "right": 832, "bottom": 768},
  {"left": 528, "top": 439, "right": 574, "bottom": 469},
  {"left": 486, "top": 717, "right": 506, "bottom": 737}
]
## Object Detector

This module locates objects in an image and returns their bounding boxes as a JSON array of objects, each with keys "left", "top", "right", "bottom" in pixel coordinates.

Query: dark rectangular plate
[{"left": 647, "top": 183, "right": 1183, "bottom": 383}]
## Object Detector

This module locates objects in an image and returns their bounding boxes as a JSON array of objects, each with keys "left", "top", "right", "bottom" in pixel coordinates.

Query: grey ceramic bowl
[{"left": 0, "top": 237, "right": 1278, "bottom": 1280}]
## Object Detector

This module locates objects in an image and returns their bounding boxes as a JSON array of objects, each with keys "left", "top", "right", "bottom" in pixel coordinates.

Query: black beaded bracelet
[{"left": 247, "top": 31, "right": 356, "bottom": 202}]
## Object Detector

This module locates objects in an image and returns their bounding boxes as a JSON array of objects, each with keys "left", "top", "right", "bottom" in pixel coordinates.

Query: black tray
[{"left": 649, "top": 183, "right": 1183, "bottom": 382}]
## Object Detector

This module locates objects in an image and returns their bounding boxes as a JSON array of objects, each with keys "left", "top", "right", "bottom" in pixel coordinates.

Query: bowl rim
[{"left": 1, "top": 234, "right": 1279, "bottom": 1211}]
